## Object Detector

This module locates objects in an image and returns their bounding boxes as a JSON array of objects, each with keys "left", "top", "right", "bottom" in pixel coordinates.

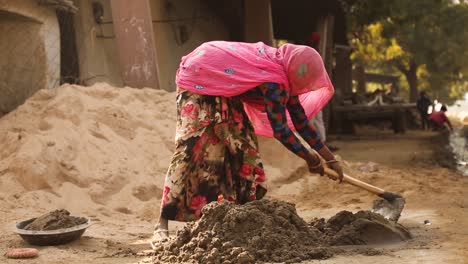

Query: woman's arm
[
  {"left": 286, "top": 95, "right": 344, "bottom": 181},
  {"left": 286, "top": 96, "right": 324, "bottom": 151},
  {"left": 259, "top": 83, "right": 323, "bottom": 174}
]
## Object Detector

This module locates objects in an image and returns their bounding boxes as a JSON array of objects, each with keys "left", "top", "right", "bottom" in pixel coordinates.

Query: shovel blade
[{"left": 371, "top": 197, "right": 406, "bottom": 222}]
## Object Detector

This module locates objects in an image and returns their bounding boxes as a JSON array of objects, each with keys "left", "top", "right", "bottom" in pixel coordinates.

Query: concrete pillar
[
  {"left": 316, "top": 15, "right": 335, "bottom": 131},
  {"left": 243, "top": 0, "right": 274, "bottom": 45},
  {"left": 316, "top": 15, "right": 335, "bottom": 75},
  {"left": 110, "top": 0, "right": 160, "bottom": 89},
  {"left": 334, "top": 45, "right": 352, "bottom": 94}
]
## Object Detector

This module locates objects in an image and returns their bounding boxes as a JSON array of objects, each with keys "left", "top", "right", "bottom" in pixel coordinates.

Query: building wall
[
  {"left": 149, "top": 0, "right": 229, "bottom": 91},
  {"left": 72, "top": 0, "right": 123, "bottom": 86},
  {"left": 0, "top": 0, "right": 59, "bottom": 114},
  {"left": 71, "top": 0, "right": 229, "bottom": 91}
]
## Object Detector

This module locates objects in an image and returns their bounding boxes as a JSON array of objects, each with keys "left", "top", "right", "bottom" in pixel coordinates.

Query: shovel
[{"left": 324, "top": 167, "right": 405, "bottom": 222}]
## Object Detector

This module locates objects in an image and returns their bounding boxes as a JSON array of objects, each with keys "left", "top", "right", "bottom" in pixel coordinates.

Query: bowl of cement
[{"left": 14, "top": 209, "right": 92, "bottom": 246}]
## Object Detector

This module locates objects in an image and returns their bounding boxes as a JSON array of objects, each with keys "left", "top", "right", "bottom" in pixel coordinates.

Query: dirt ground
[
  {"left": 1, "top": 86, "right": 467, "bottom": 263},
  {"left": 2, "top": 131, "right": 467, "bottom": 264}
]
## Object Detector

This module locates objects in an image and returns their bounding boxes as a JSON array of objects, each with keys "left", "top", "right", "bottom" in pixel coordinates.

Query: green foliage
[
  {"left": 349, "top": 0, "right": 468, "bottom": 102},
  {"left": 350, "top": 23, "right": 403, "bottom": 68}
]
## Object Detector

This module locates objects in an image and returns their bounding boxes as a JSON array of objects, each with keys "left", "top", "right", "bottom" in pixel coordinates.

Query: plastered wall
[
  {"left": 149, "top": 0, "right": 229, "bottom": 91},
  {"left": 0, "top": 0, "right": 59, "bottom": 114},
  {"left": 72, "top": 0, "right": 123, "bottom": 86}
]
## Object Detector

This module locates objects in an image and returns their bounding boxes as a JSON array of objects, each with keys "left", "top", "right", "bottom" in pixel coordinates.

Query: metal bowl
[{"left": 14, "top": 217, "right": 92, "bottom": 246}]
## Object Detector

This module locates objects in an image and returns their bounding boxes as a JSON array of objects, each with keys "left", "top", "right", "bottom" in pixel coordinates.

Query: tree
[
  {"left": 350, "top": 23, "right": 403, "bottom": 92},
  {"left": 349, "top": 0, "right": 468, "bottom": 102}
]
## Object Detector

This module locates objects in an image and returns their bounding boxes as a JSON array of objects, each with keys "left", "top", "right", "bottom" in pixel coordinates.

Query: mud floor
[
  {"left": 151, "top": 199, "right": 411, "bottom": 264},
  {"left": 25, "top": 209, "right": 87, "bottom": 231}
]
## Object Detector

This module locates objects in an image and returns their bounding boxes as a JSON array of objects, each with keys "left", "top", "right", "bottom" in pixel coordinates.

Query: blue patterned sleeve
[
  {"left": 259, "top": 83, "right": 311, "bottom": 159},
  {"left": 286, "top": 96, "right": 324, "bottom": 151}
]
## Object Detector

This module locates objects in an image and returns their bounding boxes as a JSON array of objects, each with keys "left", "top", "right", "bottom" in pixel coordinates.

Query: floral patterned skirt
[{"left": 160, "top": 88, "right": 267, "bottom": 222}]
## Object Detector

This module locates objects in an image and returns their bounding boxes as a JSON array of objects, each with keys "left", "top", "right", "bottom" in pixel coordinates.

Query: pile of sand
[
  {"left": 151, "top": 199, "right": 411, "bottom": 264},
  {"left": 0, "top": 83, "right": 176, "bottom": 220},
  {"left": 0, "top": 82, "right": 310, "bottom": 225}
]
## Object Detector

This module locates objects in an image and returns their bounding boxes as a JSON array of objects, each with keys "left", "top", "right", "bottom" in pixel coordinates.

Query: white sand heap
[{"left": 0, "top": 83, "right": 176, "bottom": 220}]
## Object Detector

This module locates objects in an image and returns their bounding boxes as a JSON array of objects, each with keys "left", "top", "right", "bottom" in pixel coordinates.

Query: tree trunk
[{"left": 402, "top": 60, "right": 419, "bottom": 102}]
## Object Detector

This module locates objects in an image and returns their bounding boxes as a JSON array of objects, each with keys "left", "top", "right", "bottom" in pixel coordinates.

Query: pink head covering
[
  {"left": 279, "top": 43, "right": 331, "bottom": 96},
  {"left": 176, "top": 41, "right": 334, "bottom": 137}
]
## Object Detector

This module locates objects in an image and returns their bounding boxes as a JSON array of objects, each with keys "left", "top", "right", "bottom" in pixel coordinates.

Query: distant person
[
  {"left": 428, "top": 105, "right": 453, "bottom": 131},
  {"left": 386, "top": 84, "right": 399, "bottom": 97},
  {"left": 367, "top": 89, "right": 386, "bottom": 106},
  {"left": 384, "top": 84, "right": 403, "bottom": 103},
  {"left": 417, "top": 91, "right": 432, "bottom": 130}
]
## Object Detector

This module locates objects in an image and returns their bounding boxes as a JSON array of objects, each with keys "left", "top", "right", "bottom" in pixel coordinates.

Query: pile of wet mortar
[
  {"left": 151, "top": 199, "right": 411, "bottom": 264},
  {"left": 24, "top": 209, "right": 87, "bottom": 231}
]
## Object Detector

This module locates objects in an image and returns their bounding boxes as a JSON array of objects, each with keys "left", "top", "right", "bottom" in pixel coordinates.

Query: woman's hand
[
  {"left": 326, "top": 161, "right": 344, "bottom": 183},
  {"left": 317, "top": 146, "right": 344, "bottom": 183},
  {"left": 306, "top": 153, "right": 324, "bottom": 176}
]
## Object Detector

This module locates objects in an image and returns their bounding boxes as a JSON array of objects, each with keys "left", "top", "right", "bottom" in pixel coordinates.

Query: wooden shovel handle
[{"left": 324, "top": 167, "right": 385, "bottom": 196}]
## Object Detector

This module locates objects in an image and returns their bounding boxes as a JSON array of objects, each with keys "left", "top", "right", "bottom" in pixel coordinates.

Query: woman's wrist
[
  {"left": 305, "top": 152, "right": 321, "bottom": 166},
  {"left": 317, "top": 146, "right": 335, "bottom": 162}
]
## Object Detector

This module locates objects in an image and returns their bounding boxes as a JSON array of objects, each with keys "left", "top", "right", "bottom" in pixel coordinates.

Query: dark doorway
[{"left": 56, "top": 10, "right": 80, "bottom": 84}]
